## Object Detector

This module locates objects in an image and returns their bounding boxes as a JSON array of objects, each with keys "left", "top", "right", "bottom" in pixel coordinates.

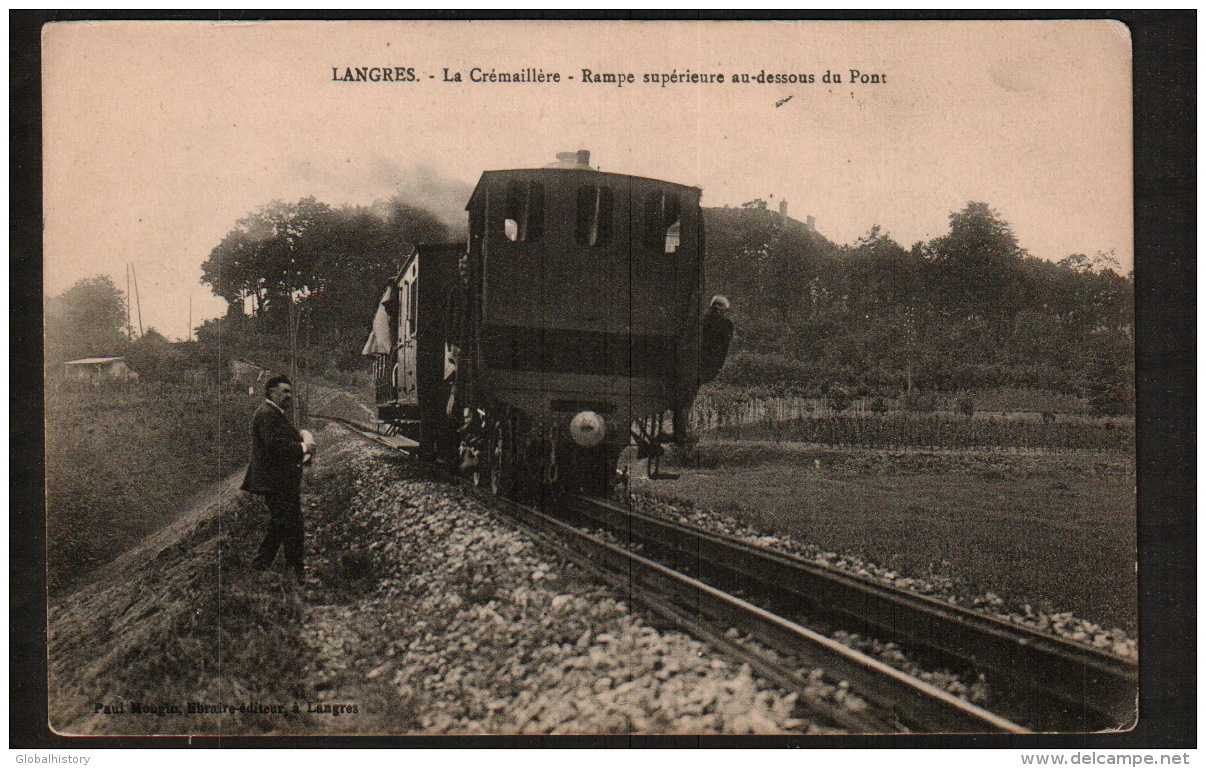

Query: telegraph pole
[
  {"left": 125, "top": 264, "right": 133, "bottom": 339},
  {"left": 131, "top": 264, "right": 144, "bottom": 337}
]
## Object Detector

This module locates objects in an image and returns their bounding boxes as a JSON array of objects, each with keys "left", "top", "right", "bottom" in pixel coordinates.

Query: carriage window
[
  {"left": 403, "top": 279, "right": 415, "bottom": 336},
  {"left": 644, "top": 190, "right": 681, "bottom": 253},
  {"left": 575, "top": 185, "right": 613, "bottom": 247},
  {"left": 503, "top": 181, "right": 544, "bottom": 242}
]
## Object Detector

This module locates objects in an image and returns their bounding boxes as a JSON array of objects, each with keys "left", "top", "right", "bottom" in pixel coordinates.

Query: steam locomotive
[{"left": 363, "top": 151, "right": 715, "bottom": 497}]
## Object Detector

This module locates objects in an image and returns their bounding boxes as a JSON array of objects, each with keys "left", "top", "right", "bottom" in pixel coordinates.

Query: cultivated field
[
  {"left": 627, "top": 440, "right": 1136, "bottom": 633},
  {"left": 693, "top": 393, "right": 1134, "bottom": 453}
]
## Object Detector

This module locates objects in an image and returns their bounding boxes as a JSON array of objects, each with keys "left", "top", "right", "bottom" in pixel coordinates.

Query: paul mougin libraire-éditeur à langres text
[
  {"left": 91, "top": 700, "right": 359, "bottom": 717},
  {"left": 330, "top": 66, "right": 888, "bottom": 85}
]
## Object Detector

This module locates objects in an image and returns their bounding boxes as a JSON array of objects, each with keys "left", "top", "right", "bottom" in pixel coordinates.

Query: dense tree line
[
  {"left": 704, "top": 201, "right": 1134, "bottom": 414},
  {"left": 197, "top": 196, "right": 448, "bottom": 366},
  {"left": 186, "top": 192, "right": 1132, "bottom": 414}
]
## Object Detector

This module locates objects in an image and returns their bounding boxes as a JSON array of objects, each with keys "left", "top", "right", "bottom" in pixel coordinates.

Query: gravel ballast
[{"left": 301, "top": 429, "right": 849, "bottom": 735}]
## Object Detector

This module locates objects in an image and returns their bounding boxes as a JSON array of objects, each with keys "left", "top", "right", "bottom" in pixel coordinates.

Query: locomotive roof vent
[{"left": 546, "top": 149, "right": 593, "bottom": 169}]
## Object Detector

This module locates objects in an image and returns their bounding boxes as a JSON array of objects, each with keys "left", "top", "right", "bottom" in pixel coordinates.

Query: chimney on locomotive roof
[{"left": 549, "top": 150, "right": 593, "bottom": 169}]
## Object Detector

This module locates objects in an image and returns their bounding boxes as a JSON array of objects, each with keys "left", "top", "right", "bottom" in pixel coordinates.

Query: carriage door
[{"left": 397, "top": 260, "right": 419, "bottom": 403}]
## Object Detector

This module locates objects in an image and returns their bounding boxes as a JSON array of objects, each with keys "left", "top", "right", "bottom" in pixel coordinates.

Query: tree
[
  {"left": 125, "top": 327, "right": 188, "bottom": 381},
  {"left": 845, "top": 226, "right": 920, "bottom": 316},
  {"left": 200, "top": 197, "right": 337, "bottom": 335},
  {"left": 299, "top": 199, "right": 448, "bottom": 340},
  {"left": 1058, "top": 250, "right": 1122, "bottom": 276},
  {"left": 924, "top": 202, "right": 1030, "bottom": 327},
  {"left": 1083, "top": 329, "right": 1135, "bottom": 415},
  {"left": 45, "top": 275, "right": 129, "bottom": 364},
  {"left": 200, "top": 195, "right": 449, "bottom": 359}
]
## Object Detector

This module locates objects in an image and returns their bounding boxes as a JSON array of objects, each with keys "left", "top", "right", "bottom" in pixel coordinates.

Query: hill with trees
[
  {"left": 704, "top": 201, "right": 1133, "bottom": 414},
  {"left": 169, "top": 192, "right": 1132, "bottom": 415}
]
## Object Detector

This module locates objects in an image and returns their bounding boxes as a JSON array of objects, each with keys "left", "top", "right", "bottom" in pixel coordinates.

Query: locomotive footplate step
[{"left": 375, "top": 434, "right": 419, "bottom": 449}]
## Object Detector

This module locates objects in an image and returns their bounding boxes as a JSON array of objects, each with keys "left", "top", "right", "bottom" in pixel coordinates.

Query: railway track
[
  {"left": 314, "top": 415, "right": 1133, "bottom": 733},
  {"left": 480, "top": 488, "right": 1029, "bottom": 734},
  {"left": 559, "top": 494, "right": 1137, "bottom": 733}
]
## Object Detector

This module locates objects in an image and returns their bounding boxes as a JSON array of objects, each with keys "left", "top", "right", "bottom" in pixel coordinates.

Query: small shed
[
  {"left": 63, "top": 357, "right": 138, "bottom": 384},
  {"left": 230, "top": 358, "right": 262, "bottom": 379},
  {"left": 230, "top": 359, "right": 267, "bottom": 392}
]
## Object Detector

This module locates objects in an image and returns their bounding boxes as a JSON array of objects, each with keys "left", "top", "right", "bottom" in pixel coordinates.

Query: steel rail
[{"left": 566, "top": 494, "right": 1138, "bottom": 732}]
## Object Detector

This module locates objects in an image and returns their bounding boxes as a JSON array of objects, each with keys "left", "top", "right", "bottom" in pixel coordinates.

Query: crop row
[{"left": 703, "top": 412, "right": 1133, "bottom": 452}]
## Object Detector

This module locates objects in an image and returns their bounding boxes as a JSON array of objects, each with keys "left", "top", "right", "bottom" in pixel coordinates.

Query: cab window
[
  {"left": 575, "top": 185, "right": 613, "bottom": 247},
  {"left": 644, "top": 190, "right": 681, "bottom": 253},
  {"left": 503, "top": 181, "right": 544, "bottom": 242}
]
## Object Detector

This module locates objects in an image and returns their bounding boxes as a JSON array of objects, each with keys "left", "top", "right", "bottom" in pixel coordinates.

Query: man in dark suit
[
  {"left": 241, "top": 374, "right": 315, "bottom": 580},
  {"left": 673, "top": 295, "right": 735, "bottom": 445},
  {"left": 698, "top": 295, "right": 735, "bottom": 385}
]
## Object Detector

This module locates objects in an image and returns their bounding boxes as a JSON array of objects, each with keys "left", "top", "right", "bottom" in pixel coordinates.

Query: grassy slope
[
  {"left": 48, "top": 474, "right": 312, "bottom": 735},
  {"left": 45, "top": 382, "right": 256, "bottom": 593},
  {"left": 629, "top": 442, "right": 1137, "bottom": 632},
  {"left": 47, "top": 424, "right": 374, "bottom": 736},
  {"left": 48, "top": 424, "right": 436, "bottom": 736}
]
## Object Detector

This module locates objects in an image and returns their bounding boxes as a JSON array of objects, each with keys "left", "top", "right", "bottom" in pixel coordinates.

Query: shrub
[
  {"left": 828, "top": 386, "right": 852, "bottom": 413},
  {"left": 901, "top": 391, "right": 937, "bottom": 413},
  {"left": 956, "top": 393, "right": 976, "bottom": 418}
]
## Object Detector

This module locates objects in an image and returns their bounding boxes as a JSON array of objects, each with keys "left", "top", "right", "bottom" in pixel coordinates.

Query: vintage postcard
[{"left": 42, "top": 20, "right": 1136, "bottom": 738}]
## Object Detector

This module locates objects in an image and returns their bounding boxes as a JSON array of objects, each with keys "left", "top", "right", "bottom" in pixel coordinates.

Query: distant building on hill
[
  {"left": 230, "top": 358, "right": 270, "bottom": 393},
  {"left": 63, "top": 357, "right": 138, "bottom": 384},
  {"left": 229, "top": 358, "right": 262, "bottom": 380},
  {"left": 775, "top": 200, "right": 817, "bottom": 234},
  {"left": 729, "top": 198, "right": 822, "bottom": 237}
]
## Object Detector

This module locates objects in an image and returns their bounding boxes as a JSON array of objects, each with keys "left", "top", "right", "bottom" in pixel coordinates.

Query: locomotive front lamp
[{"left": 569, "top": 411, "right": 606, "bottom": 448}]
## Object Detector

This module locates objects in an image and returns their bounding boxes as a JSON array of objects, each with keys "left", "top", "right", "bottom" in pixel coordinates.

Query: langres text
[{"left": 332, "top": 67, "right": 418, "bottom": 82}]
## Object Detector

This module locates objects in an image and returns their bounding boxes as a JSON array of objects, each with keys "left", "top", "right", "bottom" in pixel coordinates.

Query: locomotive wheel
[
  {"left": 512, "top": 436, "right": 549, "bottom": 503},
  {"left": 468, "top": 429, "right": 489, "bottom": 488}
]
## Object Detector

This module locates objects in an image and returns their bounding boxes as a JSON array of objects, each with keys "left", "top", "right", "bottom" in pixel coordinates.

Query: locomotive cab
[
  {"left": 460, "top": 153, "right": 704, "bottom": 493},
  {"left": 467, "top": 156, "right": 699, "bottom": 419},
  {"left": 369, "top": 152, "right": 709, "bottom": 497}
]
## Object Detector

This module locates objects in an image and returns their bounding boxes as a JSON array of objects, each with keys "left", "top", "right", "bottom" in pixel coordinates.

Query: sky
[{"left": 42, "top": 20, "right": 1133, "bottom": 341}]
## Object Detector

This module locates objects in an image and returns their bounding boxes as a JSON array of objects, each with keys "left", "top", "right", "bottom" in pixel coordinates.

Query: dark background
[{"left": 10, "top": 9, "right": 1195, "bottom": 749}]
